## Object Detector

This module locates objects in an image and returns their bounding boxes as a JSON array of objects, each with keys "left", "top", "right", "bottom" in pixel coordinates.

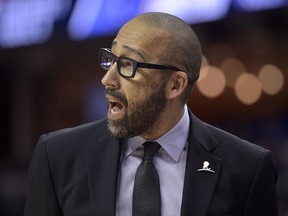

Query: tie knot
[{"left": 143, "top": 141, "right": 161, "bottom": 161}]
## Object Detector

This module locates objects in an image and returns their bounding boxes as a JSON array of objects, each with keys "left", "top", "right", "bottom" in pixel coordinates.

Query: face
[{"left": 101, "top": 21, "right": 170, "bottom": 138}]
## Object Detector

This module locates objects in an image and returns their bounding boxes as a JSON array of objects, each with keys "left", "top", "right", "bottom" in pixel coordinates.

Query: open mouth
[
  {"left": 110, "top": 100, "right": 123, "bottom": 114},
  {"left": 107, "top": 97, "right": 125, "bottom": 120}
]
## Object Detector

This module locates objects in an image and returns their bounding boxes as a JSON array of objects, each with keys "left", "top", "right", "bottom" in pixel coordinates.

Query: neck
[{"left": 140, "top": 104, "right": 185, "bottom": 140}]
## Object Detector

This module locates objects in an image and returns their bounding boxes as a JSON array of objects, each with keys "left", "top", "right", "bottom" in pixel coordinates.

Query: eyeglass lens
[
  {"left": 100, "top": 49, "right": 135, "bottom": 77},
  {"left": 100, "top": 50, "right": 114, "bottom": 71}
]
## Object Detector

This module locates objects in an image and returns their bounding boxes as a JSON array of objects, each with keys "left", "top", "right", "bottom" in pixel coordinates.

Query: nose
[{"left": 101, "top": 63, "right": 120, "bottom": 89}]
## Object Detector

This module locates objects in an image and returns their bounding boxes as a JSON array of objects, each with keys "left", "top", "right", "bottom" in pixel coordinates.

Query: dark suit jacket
[{"left": 24, "top": 113, "right": 278, "bottom": 216}]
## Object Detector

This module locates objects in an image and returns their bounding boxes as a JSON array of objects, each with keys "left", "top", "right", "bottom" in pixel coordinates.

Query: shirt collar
[{"left": 126, "top": 105, "right": 190, "bottom": 162}]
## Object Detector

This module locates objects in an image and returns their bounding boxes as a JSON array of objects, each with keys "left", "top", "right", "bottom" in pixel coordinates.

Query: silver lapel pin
[{"left": 197, "top": 161, "right": 215, "bottom": 173}]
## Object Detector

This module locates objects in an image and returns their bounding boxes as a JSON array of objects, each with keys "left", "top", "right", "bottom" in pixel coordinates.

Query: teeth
[
  {"left": 109, "top": 100, "right": 117, "bottom": 105},
  {"left": 111, "top": 105, "right": 120, "bottom": 113},
  {"left": 110, "top": 101, "right": 117, "bottom": 108}
]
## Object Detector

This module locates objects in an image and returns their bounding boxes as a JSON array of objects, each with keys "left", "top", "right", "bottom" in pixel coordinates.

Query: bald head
[{"left": 126, "top": 12, "right": 202, "bottom": 100}]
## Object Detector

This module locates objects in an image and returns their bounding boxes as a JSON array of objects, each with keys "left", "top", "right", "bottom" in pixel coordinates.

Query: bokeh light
[
  {"left": 235, "top": 73, "right": 262, "bottom": 105},
  {"left": 258, "top": 64, "right": 284, "bottom": 95},
  {"left": 197, "top": 66, "right": 226, "bottom": 98}
]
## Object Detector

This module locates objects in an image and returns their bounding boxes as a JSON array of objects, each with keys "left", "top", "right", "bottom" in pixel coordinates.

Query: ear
[{"left": 167, "top": 71, "right": 188, "bottom": 100}]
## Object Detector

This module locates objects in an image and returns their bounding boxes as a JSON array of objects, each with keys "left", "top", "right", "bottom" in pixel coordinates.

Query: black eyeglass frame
[{"left": 99, "top": 48, "right": 180, "bottom": 78}]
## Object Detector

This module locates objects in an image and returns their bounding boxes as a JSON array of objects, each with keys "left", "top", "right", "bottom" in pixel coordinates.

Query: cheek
[
  {"left": 121, "top": 74, "right": 161, "bottom": 102},
  {"left": 125, "top": 86, "right": 151, "bottom": 106},
  {"left": 150, "top": 81, "right": 159, "bottom": 91},
  {"left": 132, "top": 69, "right": 161, "bottom": 91}
]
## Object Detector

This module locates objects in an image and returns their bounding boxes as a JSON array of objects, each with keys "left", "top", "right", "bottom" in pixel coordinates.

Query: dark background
[{"left": 0, "top": 5, "right": 288, "bottom": 216}]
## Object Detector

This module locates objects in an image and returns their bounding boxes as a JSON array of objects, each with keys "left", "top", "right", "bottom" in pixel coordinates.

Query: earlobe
[{"left": 168, "top": 72, "right": 188, "bottom": 99}]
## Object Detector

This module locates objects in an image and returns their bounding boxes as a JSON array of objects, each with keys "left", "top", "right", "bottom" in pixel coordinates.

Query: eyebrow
[{"left": 111, "top": 40, "right": 146, "bottom": 61}]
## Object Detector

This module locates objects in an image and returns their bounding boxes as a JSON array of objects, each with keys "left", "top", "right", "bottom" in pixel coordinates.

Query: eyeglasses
[{"left": 99, "top": 48, "right": 180, "bottom": 78}]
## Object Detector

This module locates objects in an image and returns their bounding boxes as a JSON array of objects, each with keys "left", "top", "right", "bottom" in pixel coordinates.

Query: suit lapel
[
  {"left": 181, "top": 113, "right": 223, "bottom": 216},
  {"left": 85, "top": 134, "right": 121, "bottom": 215}
]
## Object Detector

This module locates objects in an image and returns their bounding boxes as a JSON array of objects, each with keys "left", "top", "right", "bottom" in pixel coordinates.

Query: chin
[{"left": 107, "top": 120, "right": 127, "bottom": 138}]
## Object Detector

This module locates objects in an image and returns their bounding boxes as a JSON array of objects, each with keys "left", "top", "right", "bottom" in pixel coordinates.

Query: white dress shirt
[{"left": 116, "top": 105, "right": 190, "bottom": 216}]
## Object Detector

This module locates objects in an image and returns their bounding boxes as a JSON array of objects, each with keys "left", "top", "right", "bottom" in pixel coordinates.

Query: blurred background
[{"left": 0, "top": 0, "right": 288, "bottom": 215}]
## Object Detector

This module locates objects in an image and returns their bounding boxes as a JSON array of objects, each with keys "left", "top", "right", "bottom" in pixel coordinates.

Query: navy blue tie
[{"left": 132, "top": 141, "right": 161, "bottom": 216}]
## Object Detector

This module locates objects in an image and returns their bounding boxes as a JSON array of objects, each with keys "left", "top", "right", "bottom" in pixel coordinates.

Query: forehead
[{"left": 112, "top": 20, "right": 169, "bottom": 61}]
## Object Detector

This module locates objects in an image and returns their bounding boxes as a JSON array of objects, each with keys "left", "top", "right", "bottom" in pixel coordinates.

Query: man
[{"left": 24, "top": 12, "right": 278, "bottom": 216}]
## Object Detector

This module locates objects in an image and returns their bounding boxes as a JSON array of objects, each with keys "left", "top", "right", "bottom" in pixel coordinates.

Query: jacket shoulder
[
  {"left": 206, "top": 123, "right": 267, "bottom": 156},
  {"left": 45, "top": 119, "right": 109, "bottom": 145},
  {"left": 34, "top": 119, "right": 111, "bottom": 161}
]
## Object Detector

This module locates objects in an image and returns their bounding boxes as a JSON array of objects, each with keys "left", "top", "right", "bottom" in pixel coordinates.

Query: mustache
[{"left": 105, "top": 89, "right": 128, "bottom": 107}]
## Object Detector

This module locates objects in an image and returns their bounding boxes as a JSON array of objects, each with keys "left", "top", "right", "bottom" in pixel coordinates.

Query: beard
[{"left": 106, "top": 84, "right": 168, "bottom": 138}]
